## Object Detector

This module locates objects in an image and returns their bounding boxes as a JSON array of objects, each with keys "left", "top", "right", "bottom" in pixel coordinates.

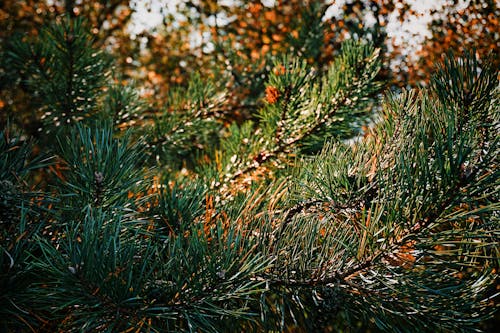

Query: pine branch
[
  {"left": 213, "top": 42, "right": 381, "bottom": 192},
  {"left": 6, "top": 17, "right": 111, "bottom": 133}
]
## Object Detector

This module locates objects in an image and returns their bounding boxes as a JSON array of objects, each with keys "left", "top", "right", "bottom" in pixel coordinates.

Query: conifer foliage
[
  {"left": 1, "top": 14, "right": 499, "bottom": 333},
  {"left": 6, "top": 18, "right": 110, "bottom": 133}
]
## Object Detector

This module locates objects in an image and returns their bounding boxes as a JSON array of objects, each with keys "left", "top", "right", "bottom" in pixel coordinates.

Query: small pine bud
[
  {"left": 94, "top": 171, "right": 104, "bottom": 185},
  {"left": 265, "top": 86, "right": 280, "bottom": 104},
  {"left": 94, "top": 171, "right": 104, "bottom": 205},
  {"left": 216, "top": 270, "right": 226, "bottom": 279}
]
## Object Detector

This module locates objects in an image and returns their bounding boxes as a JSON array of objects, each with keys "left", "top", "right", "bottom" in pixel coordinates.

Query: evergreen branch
[
  {"left": 28, "top": 45, "right": 55, "bottom": 93},
  {"left": 215, "top": 42, "right": 381, "bottom": 191},
  {"left": 284, "top": 91, "right": 349, "bottom": 148},
  {"left": 274, "top": 85, "right": 292, "bottom": 145},
  {"left": 64, "top": 25, "right": 75, "bottom": 117}
]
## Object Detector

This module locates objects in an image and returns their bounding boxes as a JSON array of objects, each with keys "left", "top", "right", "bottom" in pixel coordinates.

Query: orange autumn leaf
[
  {"left": 271, "top": 33, "right": 284, "bottom": 42},
  {"left": 264, "top": 10, "right": 277, "bottom": 22},
  {"left": 250, "top": 48, "right": 260, "bottom": 59},
  {"left": 248, "top": 3, "right": 262, "bottom": 15}
]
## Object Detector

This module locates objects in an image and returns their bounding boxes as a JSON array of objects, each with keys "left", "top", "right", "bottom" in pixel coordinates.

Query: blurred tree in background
[
  {"left": 2, "top": 0, "right": 498, "bottom": 131},
  {"left": 0, "top": 1, "right": 498, "bottom": 332},
  {"left": 412, "top": 0, "right": 499, "bottom": 85}
]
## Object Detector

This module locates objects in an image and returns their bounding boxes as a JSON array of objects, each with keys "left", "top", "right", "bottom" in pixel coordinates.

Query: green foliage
[
  {"left": 148, "top": 73, "right": 224, "bottom": 169},
  {"left": 0, "top": 129, "right": 52, "bottom": 332},
  {"left": 287, "top": 2, "right": 328, "bottom": 61},
  {"left": 55, "top": 123, "right": 149, "bottom": 215},
  {"left": 264, "top": 40, "right": 381, "bottom": 150},
  {"left": 154, "top": 179, "right": 207, "bottom": 234},
  {"left": 0, "top": 127, "right": 52, "bottom": 227},
  {"left": 103, "top": 82, "right": 146, "bottom": 130},
  {"left": 1, "top": 16, "right": 498, "bottom": 333},
  {"left": 209, "top": 41, "right": 381, "bottom": 193},
  {"left": 21, "top": 198, "right": 270, "bottom": 332},
  {"left": 278, "top": 53, "right": 499, "bottom": 331},
  {"left": 26, "top": 210, "right": 150, "bottom": 332},
  {"left": 6, "top": 17, "right": 111, "bottom": 134}
]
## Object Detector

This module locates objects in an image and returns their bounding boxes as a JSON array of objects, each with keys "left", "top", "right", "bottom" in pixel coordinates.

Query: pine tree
[{"left": 1, "top": 15, "right": 498, "bottom": 333}]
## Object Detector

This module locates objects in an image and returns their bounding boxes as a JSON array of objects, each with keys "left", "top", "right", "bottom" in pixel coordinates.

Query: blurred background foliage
[{"left": 1, "top": 0, "right": 498, "bottom": 135}]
